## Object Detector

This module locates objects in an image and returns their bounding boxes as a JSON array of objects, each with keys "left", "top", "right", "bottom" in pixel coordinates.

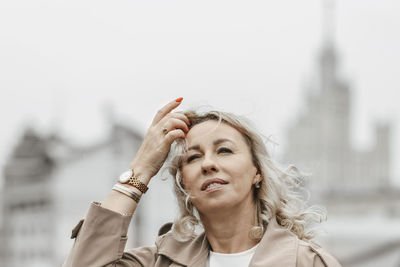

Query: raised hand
[{"left": 129, "top": 97, "right": 190, "bottom": 183}]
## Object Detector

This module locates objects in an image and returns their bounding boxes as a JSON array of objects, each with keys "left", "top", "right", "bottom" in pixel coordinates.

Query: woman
[{"left": 63, "top": 97, "right": 342, "bottom": 267}]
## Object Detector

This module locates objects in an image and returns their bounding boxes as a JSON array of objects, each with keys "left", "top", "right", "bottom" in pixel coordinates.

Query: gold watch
[{"left": 118, "top": 169, "right": 148, "bottom": 194}]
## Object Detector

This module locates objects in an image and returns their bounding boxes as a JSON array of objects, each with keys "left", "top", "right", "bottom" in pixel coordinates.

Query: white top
[{"left": 206, "top": 244, "right": 259, "bottom": 267}]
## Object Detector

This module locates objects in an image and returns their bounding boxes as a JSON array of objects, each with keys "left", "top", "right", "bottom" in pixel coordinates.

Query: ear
[{"left": 253, "top": 173, "right": 261, "bottom": 184}]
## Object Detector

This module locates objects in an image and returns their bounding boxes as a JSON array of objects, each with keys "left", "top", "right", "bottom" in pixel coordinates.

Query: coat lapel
[
  {"left": 250, "top": 217, "right": 298, "bottom": 267},
  {"left": 157, "top": 231, "right": 210, "bottom": 267},
  {"left": 157, "top": 217, "right": 298, "bottom": 267}
]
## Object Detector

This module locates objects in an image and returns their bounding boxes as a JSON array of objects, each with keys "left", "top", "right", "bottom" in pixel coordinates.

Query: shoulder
[
  {"left": 155, "top": 226, "right": 205, "bottom": 255},
  {"left": 127, "top": 223, "right": 207, "bottom": 266},
  {"left": 122, "top": 224, "right": 173, "bottom": 266},
  {"left": 297, "top": 239, "right": 342, "bottom": 267},
  {"left": 124, "top": 246, "right": 158, "bottom": 266}
]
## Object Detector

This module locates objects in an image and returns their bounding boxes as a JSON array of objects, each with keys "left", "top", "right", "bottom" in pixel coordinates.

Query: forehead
[{"left": 186, "top": 120, "right": 247, "bottom": 146}]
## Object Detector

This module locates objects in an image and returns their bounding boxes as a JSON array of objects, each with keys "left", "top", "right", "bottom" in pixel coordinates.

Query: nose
[{"left": 201, "top": 154, "right": 218, "bottom": 175}]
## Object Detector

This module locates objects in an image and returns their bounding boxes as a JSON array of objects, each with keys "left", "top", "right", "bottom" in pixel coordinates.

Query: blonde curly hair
[{"left": 167, "top": 110, "right": 326, "bottom": 241}]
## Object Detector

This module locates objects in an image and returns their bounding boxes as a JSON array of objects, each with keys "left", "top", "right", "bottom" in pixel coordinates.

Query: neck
[{"left": 199, "top": 198, "right": 259, "bottom": 254}]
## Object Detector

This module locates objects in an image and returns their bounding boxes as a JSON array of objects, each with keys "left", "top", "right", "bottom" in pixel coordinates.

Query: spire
[
  {"left": 322, "top": 0, "right": 336, "bottom": 48},
  {"left": 319, "top": 0, "right": 338, "bottom": 91}
]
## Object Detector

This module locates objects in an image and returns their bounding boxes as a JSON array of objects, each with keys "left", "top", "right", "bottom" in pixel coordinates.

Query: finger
[
  {"left": 162, "top": 118, "right": 190, "bottom": 133},
  {"left": 165, "top": 129, "right": 186, "bottom": 144},
  {"left": 166, "top": 112, "right": 190, "bottom": 127},
  {"left": 152, "top": 97, "right": 184, "bottom": 125}
]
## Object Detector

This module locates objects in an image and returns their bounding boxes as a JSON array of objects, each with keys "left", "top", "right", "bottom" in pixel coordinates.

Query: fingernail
[{"left": 175, "top": 97, "right": 183, "bottom": 103}]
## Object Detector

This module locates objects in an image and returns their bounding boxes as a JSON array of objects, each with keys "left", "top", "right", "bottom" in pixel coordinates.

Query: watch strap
[
  {"left": 128, "top": 176, "right": 148, "bottom": 194},
  {"left": 118, "top": 168, "right": 149, "bottom": 194}
]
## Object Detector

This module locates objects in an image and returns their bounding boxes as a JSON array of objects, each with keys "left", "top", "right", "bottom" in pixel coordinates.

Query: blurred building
[
  {"left": 285, "top": 41, "right": 391, "bottom": 193},
  {"left": 0, "top": 118, "right": 178, "bottom": 267},
  {"left": 284, "top": 1, "right": 400, "bottom": 266}
]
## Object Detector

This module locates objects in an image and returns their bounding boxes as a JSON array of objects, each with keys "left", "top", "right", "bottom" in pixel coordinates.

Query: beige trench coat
[{"left": 63, "top": 202, "right": 342, "bottom": 267}]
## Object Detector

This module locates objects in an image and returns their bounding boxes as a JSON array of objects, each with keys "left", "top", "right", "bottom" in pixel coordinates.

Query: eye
[
  {"left": 217, "top": 147, "right": 232, "bottom": 154},
  {"left": 186, "top": 154, "right": 201, "bottom": 163}
]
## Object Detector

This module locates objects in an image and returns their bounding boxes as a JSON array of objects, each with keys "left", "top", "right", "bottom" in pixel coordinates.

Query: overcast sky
[{"left": 1, "top": 0, "right": 399, "bottom": 188}]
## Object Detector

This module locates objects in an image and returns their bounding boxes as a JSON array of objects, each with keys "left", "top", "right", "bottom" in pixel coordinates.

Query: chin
[{"left": 195, "top": 197, "right": 235, "bottom": 215}]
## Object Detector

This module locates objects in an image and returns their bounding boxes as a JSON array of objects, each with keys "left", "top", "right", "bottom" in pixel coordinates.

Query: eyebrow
[{"left": 187, "top": 138, "right": 235, "bottom": 151}]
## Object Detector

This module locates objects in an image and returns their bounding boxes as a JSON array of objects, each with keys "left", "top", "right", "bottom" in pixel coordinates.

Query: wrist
[
  {"left": 128, "top": 163, "right": 154, "bottom": 185},
  {"left": 118, "top": 167, "right": 150, "bottom": 194},
  {"left": 112, "top": 183, "right": 142, "bottom": 203}
]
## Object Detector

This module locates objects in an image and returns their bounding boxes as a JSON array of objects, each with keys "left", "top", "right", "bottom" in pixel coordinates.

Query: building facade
[
  {"left": 0, "top": 119, "right": 178, "bottom": 266},
  {"left": 284, "top": 10, "right": 400, "bottom": 266},
  {"left": 285, "top": 41, "right": 391, "bottom": 193},
  {"left": 1, "top": 129, "right": 56, "bottom": 267}
]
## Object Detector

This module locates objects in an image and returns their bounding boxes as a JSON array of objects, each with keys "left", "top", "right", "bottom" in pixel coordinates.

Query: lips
[{"left": 201, "top": 178, "right": 228, "bottom": 191}]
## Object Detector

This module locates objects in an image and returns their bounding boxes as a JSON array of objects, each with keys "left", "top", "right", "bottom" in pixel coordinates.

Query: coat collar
[
  {"left": 250, "top": 217, "right": 298, "bottom": 267},
  {"left": 157, "top": 230, "right": 210, "bottom": 266},
  {"left": 157, "top": 217, "right": 298, "bottom": 267}
]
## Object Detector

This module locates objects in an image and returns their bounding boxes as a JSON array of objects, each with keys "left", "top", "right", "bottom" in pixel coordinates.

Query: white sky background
[{"left": 0, "top": 0, "right": 399, "bottom": 188}]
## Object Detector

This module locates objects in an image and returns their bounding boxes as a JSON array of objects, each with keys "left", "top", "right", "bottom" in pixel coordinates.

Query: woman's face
[{"left": 181, "top": 120, "right": 259, "bottom": 215}]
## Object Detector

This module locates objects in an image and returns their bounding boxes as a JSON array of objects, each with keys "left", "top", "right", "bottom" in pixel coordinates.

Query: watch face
[{"left": 119, "top": 169, "right": 133, "bottom": 183}]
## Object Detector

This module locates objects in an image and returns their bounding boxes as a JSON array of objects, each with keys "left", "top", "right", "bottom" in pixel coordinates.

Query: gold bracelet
[
  {"left": 114, "top": 183, "right": 142, "bottom": 199},
  {"left": 112, "top": 184, "right": 141, "bottom": 203}
]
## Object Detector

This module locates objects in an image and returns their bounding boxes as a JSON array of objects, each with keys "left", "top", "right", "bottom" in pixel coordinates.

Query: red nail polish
[{"left": 175, "top": 97, "right": 183, "bottom": 103}]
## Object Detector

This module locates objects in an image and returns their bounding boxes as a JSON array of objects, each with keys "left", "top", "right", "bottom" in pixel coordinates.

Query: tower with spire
[{"left": 285, "top": 0, "right": 391, "bottom": 193}]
